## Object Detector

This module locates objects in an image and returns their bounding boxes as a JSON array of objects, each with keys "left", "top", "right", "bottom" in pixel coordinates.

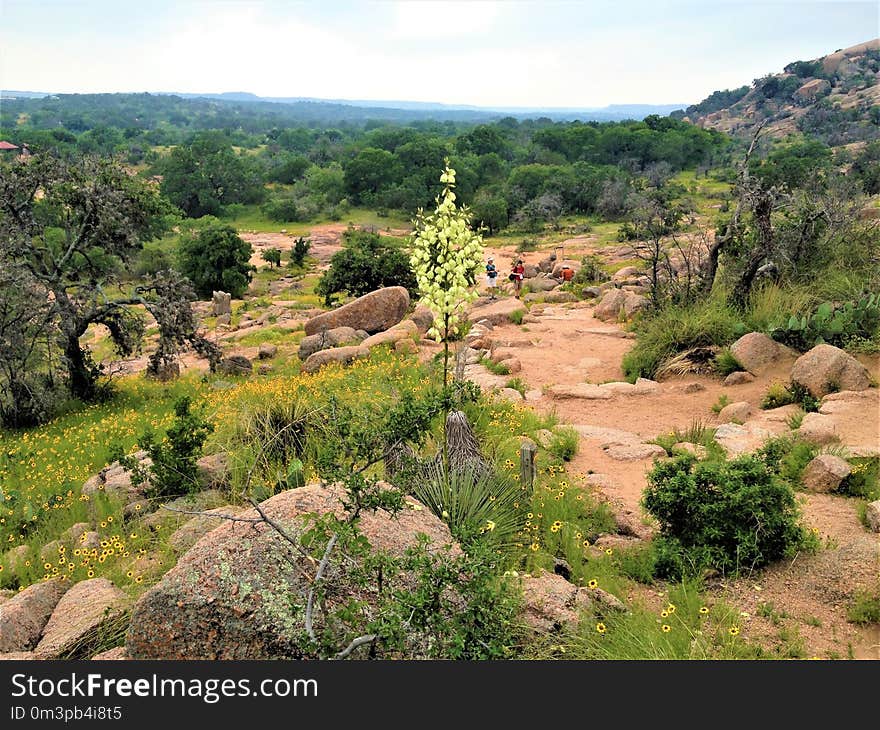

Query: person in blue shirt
[{"left": 485, "top": 257, "right": 498, "bottom": 299}]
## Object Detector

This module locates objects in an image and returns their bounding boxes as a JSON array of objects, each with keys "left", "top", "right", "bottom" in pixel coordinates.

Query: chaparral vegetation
[{"left": 0, "top": 38, "right": 878, "bottom": 662}]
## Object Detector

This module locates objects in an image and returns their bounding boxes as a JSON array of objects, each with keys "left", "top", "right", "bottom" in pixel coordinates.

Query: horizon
[{"left": 1, "top": 1, "right": 876, "bottom": 109}]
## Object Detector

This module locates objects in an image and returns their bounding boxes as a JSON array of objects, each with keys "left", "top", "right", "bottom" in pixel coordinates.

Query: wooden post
[{"left": 520, "top": 440, "right": 537, "bottom": 490}]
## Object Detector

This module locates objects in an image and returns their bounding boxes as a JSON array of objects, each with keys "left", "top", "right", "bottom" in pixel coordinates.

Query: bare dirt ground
[{"left": 464, "top": 245, "right": 880, "bottom": 659}]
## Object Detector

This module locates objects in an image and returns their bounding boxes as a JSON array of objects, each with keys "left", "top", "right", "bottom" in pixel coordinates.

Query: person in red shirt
[{"left": 511, "top": 259, "right": 525, "bottom": 298}]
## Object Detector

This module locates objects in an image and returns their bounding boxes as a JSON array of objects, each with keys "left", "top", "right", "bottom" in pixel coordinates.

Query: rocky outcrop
[
  {"left": 211, "top": 291, "right": 231, "bottom": 317},
  {"left": 467, "top": 298, "right": 527, "bottom": 326},
  {"left": 168, "top": 505, "right": 246, "bottom": 554},
  {"left": 526, "top": 277, "right": 562, "bottom": 292},
  {"left": 798, "top": 412, "right": 840, "bottom": 445},
  {"left": 216, "top": 355, "right": 253, "bottom": 376},
  {"left": 304, "top": 287, "right": 409, "bottom": 336},
  {"left": 409, "top": 306, "right": 434, "bottom": 334},
  {"left": 801, "top": 455, "right": 851, "bottom": 493},
  {"left": 519, "top": 571, "right": 625, "bottom": 633},
  {"left": 34, "top": 579, "right": 129, "bottom": 659},
  {"left": 729, "top": 333, "right": 793, "bottom": 375},
  {"left": 81, "top": 452, "right": 151, "bottom": 506},
  {"left": 258, "top": 343, "right": 278, "bottom": 359},
  {"left": 196, "top": 453, "right": 230, "bottom": 490},
  {"left": 297, "top": 326, "right": 361, "bottom": 360},
  {"left": 866, "top": 501, "right": 880, "bottom": 533},
  {"left": 724, "top": 371, "right": 755, "bottom": 386},
  {"left": 718, "top": 401, "right": 754, "bottom": 424},
  {"left": 790, "top": 344, "right": 871, "bottom": 397},
  {"left": 0, "top": 579, "right": 68, "bottom": 652},
  {"left": 525, "top": 291, "right": 577, "bottom": 303},
  {"left": 301, "top": 344, "right": 370, "bottom": 374},
  {"left": 594, "top": 289, "right": 647, "bottom": 322},
  {"left": 126, "top": 483, "right": 458, "bottom": 660}
]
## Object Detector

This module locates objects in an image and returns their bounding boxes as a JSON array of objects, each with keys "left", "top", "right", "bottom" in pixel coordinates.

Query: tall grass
[{"left": 622, "top": 296, "right": 742, "bottom": 379}]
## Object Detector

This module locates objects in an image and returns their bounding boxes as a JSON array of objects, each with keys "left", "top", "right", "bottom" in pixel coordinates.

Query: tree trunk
[
  {"left": 732, "top": 197, "right": 774, "bottom": 308},
  {"left": 63, "top": 331, "right": 95, "bottom": 401}
]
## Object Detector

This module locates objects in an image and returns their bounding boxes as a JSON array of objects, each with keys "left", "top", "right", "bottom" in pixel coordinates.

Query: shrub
[
  {"left": 761, "top": 382, "right": 818, "bottom": 412},
  {"left": 515, "top": 238, "right": 538, "bottom": 252},
  {"left": 761, "top": 382, "right": 794, "bottom": 410},
  {"left": 505, "top": 378, "right": 527, "bottom": 397},
  {"left": 481, "top": 358, "right": 510, "bottom": 376},
  {"left": 315, "top": 228, "right": 416, "bottom": 305},
  {"left": 547, "top": 426, "right": 579, "bottom": 461},
  {"left": 290, "top": 236, "right": 311, "bottom": 268},
  {"left": 847, "top": 589, "right": 880, "bottom": 625},
  {"left": 839, "top": 457, "right": 880, "bottom": 499},
  {"left": 261, "top": 196, "right": 303, "bottom": 223},
  {"left": 713, "top": 349, "right": 743, "bottom": 376},
  {"left": 571, "top": 255, "right": 609, "bottom": 285},
  {"left": 643, "top": 454, "right": 813, "bottom": 578},
  {"left": 409, "top": 464, "right": 527, "bottom": 548},
  {"left": 509, "top": 309, "right": 526, "bottom": 325},
  {"left": 177, "top": 222, "right": 254, "bottom": 298},
  {"left": 711, "top": 394, "right": 730, "bottom": 414},
  {"left": 261, "top": 248, "right": 282, "bottom": 267},
  {"left": 118, "top": 396, "right": 215, "bottom": 500}
]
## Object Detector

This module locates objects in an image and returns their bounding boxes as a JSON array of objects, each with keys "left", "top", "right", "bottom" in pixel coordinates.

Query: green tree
[
  {"left": 315, "top": 228, "right": 415, "bottom": 305},
  {"left": 262, "top": 248, "right": 282, "bottom": 267},
  {"left": 159, "top": 131, "right": 265, "bottom": 217},
  {"left": 0, "top": 155, "right": 213, "bottom": 402},
  {"left": 470, "top": 190, "right": 508, "bottom": 234},
  {"left": 178, "top": 221, "right": 255, "bottom": 298},
  {"left": 343, "top": 147, "right": 399, "bottom": 204}
]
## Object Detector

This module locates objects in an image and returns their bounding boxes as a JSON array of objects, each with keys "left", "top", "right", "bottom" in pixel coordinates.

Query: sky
[{"left": 0, "top": 0, "right": 877, "bottom": 109}]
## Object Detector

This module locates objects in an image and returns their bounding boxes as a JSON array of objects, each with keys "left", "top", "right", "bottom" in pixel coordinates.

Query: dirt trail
[{"left": 464, "top": 267, "right": 879, "bottom": 659}]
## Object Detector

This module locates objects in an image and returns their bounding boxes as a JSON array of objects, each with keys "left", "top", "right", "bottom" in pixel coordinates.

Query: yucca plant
[{"left": 411, "top": 463, "right": 528, "bottom": 549}]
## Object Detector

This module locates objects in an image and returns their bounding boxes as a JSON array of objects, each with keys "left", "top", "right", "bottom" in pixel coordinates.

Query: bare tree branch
[
  {"left": 332, "top": 634, "right": 377, "bottom": 660},
  {"left": 305, "top": 532, "right": 339, "bottom": 643}
]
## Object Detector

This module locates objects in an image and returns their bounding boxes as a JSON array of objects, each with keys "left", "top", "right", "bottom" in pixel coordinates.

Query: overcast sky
[{"left": 1, "top": 1, "right": 876, "bottom": 108}]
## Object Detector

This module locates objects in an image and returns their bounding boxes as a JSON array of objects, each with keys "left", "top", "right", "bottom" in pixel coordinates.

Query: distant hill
[
  {"left": 671, "top": 39, "right": 880, "bottom": 146},
  {"left": 1, "top": 89, "right": 686, "bottom": 124}
]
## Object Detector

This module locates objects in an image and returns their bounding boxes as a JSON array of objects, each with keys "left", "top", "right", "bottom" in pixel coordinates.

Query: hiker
[
  {"left": 561, "top": 265, "right": 574, "bottom": 284},
  {"left": 510, "top": 259, "right": 525, "bottom": 298},
  {"left": 485, "top": 256, "right": 498, "bottom": 299}
]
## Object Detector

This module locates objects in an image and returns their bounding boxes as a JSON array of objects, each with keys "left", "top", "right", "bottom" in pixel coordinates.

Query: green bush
[
  {"left": 481, "top": 358, "right": 510, "bottom": 376},
  {"left": 547, "top": 426, "right": 579, "bottom": 461},
  {"left": 290, "top": 236, "right": 311, "bottom": 268},
  {"left": 761, "top": 382, "right": 818, "bottom": 412},
  {"left": 115, "top": 396, "right": 215, "bottom": 500},
  {"left": 643, "top": 454, "right": 813, "bottom": 578},
  {"left": 571, "top": 255, "right": 609, "bottom": 286},
  {"left": 261, "top": 248, "right": 282, "bottom": 267},
  {"left": 261, "top": 196, "right": 304, "bottom": 223},
  {"left": 839, "top": 457, "right": 880, "bottom": 499},
  {"left": 315, "top": 228, "right": 416, "bottom": 305},
  {"left": 509, "top": 309, "right": 526, "bottom": 325},
  {"left": 177, "top": 222, "right": 254, "bottom": 298},
  {"left": 713, "top": 349, "right": 743, "bottom": 376},
  {"left": 847, "top": 589, "right": 880, "bottom": 625}
]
